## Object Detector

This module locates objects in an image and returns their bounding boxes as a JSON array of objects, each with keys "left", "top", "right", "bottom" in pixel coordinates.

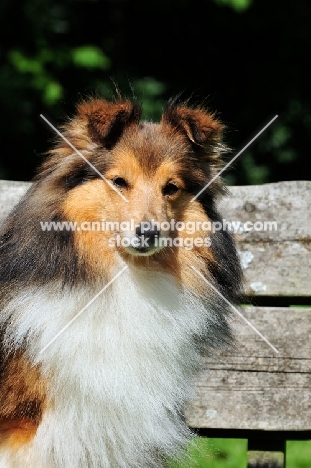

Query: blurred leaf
[
  {"left": 43, "top": 80, "right": 63, "bottom": 104},
  {"left": 213, "top": 0, "right": 252, "bottom": 12},
  {"left": 133, "top": 77, "right": 166, "bottom": 120},
  {"left": 71, "top": 46, "right": 110, "bottom": 69},
  {"left": 241, "top": 153, "right": 270, "bottom": 184},
  {"left": 269, "top": 124, "right": 291, "bottom": 148},
  {"left": 276, "top": 149, "right": 297, "bottom": 164},
  {"left": 8, "top": 50, "right": 43, "bottom": 74},
  {"left": 134, "top": 77, "right": 166, "bottom": 97}
]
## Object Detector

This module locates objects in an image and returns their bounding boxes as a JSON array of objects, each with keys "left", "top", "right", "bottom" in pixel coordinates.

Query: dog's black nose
[{"left": 136, "top": 223, "right": 160, "bottom": 247}]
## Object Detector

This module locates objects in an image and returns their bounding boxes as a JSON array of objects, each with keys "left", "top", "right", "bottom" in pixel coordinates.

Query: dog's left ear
[{"left": 162, "top": 103, "right": 224, "bottom": 148}]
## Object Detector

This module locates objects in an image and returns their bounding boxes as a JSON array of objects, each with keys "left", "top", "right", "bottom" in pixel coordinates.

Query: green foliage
[
  {"left": 71, "top": 46, "right": 110, "bottom": 69},
  {"left": 9, "top": 50, "right": 44, "bottom": 74},
  {"left": 239, "top": 153, "right": 271, "bottom": 185},
  {"left": 8, "top": 49, "right": 62, "bottom": 105},
  {"left": 0, "top": 0, "right": 310, "bottom": 183},
  {"left": 7, "top": 44, "right": 110, "bottom": 105},
  {"left": 213, "top": 0, "right": 252, "bottom": 12},
  {"left": 133, "top": 77, "right": 166, "bottom": 121},
  {"left": 43, "top": 81, "right": 63, "bottom": 105}
]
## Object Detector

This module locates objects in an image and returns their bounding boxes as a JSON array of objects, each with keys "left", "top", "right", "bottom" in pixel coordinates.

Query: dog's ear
[
  {"left": 78, "top": 99, "right": 141, "bottom": 149},
  {"left": 162, "top": 101, "right": 228, "bottom": 195},
  {"left": 162, "top": 102, "right": 224, "bottom": 148}
]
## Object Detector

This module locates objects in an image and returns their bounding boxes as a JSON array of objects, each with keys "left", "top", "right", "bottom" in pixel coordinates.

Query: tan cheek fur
[{"left": 62, "top": 179, "right": 124, "bottom": 274}]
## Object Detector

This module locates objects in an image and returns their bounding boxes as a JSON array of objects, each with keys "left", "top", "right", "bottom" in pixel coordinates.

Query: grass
[
  {"left": 167, "top": 438, "right": 247, "bottom": 468},
  {"left": 166, "top": 438, "right": 311, "bottom": 467},
  {"left": 287, "top": 440, "right": 311, "bottom": 468}
]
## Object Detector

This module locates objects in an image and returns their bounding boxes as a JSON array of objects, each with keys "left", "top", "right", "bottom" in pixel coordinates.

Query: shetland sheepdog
[{"left": 0, "top": 97, "right": 242, "bottom": 467}]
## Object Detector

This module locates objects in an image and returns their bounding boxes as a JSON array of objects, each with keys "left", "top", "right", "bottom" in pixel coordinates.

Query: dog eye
[
  {"left": 65, "top": 168, "right": 97, "bottom": 190},
  {"left": 112, "top": 177, "right": 128, "bottom": 189},
  {"left": 163, "top": 182, "right": 179, "bottom": 196}
]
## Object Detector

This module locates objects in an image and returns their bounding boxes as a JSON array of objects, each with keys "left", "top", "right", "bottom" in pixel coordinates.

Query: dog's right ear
[
  {"left": 78, "top": 99, "right": 141, "bottom": 149},
  {"left": 162, "top": 101, "right": 224, "bottom": 148}
]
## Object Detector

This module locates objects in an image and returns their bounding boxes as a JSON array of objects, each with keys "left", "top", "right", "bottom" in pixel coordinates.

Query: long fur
[{"left": 0, "top": 97, "right": 242, "bottom": 467}]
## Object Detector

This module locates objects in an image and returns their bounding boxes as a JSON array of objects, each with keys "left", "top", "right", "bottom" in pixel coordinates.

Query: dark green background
[{"left": 0, "top": 0, "right": 310, "bottom": 184}]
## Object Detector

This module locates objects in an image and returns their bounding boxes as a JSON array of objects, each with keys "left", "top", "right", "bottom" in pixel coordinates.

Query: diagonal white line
[
  {"left": 40, "top": 114, "right": 128, "bottom": 203},
  {"left": 38, "top": 265, "right": 128, "bottom": 355},
  {"left": 190, "top": 115, "right": 278, "bottom": 202},
  {"left": 191, "top": 266, "right": 279, "bottom": 354}
]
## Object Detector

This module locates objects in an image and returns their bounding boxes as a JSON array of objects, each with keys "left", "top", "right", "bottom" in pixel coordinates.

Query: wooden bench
[
  {"left": 186, "top": 180, "right": 311, "bottom": 467},
  {"left": 1, "top": 179, "right": 310, "bottom": 467}
]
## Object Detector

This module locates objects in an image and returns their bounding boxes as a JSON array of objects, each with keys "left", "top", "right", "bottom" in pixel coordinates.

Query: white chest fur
[{"left": 2, "top": 268, "right": 214, "bottom": 467}]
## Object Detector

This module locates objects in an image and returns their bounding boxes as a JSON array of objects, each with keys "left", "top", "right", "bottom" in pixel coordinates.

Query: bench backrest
[{"left": 184, "top": 180, "right": 311, "bottom": 437}]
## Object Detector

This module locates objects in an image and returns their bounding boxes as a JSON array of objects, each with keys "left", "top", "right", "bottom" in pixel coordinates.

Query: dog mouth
[
  {"left": 118, "top": 234, "right": 163, "bottom": 257},
  {"left": 125, "top": 235, "right": 161, "bottom": 257},
  {"left": 129, "top": 246, "right": 158, "bottom": 256}
]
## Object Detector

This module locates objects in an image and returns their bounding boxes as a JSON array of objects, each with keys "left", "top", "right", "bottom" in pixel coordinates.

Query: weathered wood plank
[
  {"left": 186, "top": 370, "right": 311, "bottom": 431},
  {"left": 219, "top": 181, "right": 311, "bottom": 297},
  {"left": 220, "top": 181, "right": 311, "bottom": 296},
  {"left": 219, "top": 180, "right": 311, "bottom": 242},
  {"left": 186, "top": 307, "right": 311, "bottom": 431},
  {"left": 206, "top": 307, "right": 311, "bottom": 372},
  {"left": 237, "top": 241, "right": 311, "bottom": 297}
]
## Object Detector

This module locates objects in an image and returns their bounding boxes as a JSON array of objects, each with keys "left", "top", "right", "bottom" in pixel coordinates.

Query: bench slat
[
  {"left": 187, "top": 369, "right": 311, "bottom": 431},
  {"left": 219, "top": 180, "right": 311, "bottom": 298},
  {"left": 186, "top": 307, "right": 311, "bottom": 431},
  {"left": 219, "top": 180, "right": 311, "bottom": 242},
  {"left": 237, "top": 240, "right": 311, "bottom": 297}
]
